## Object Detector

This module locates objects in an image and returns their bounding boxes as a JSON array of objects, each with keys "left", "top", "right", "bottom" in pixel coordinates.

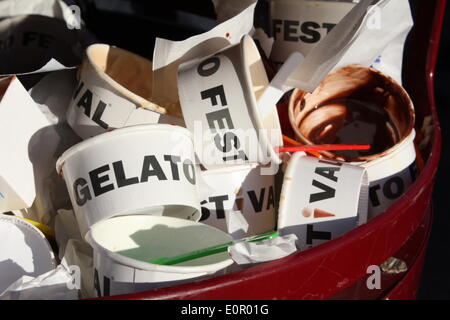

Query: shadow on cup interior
[{"left": 288, "top": 64, "right": 415, "bottom": 162}]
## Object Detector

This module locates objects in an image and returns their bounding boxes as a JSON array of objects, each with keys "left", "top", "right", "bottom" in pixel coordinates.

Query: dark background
[
  {"left": 68, "top": 0, "right": 449, "bottom": 299},
  {"left": 417, "top": 1, "right": 450, "bottom": 300}
]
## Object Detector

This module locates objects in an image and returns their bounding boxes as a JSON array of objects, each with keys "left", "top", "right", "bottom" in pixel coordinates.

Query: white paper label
[
  {"left": 178, "top": 54, "right": 260, "bottom": 168},
  {"left": 269, "top": 0, "right": 355, "bottom": 64},
  {"left": 278, "top": 154, "right": 368, "bottom": 250}
]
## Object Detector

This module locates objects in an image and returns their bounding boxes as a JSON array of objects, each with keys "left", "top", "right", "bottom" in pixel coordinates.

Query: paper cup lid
[{"left": 0, "top": 215, "right": 56, "bottom": 293}]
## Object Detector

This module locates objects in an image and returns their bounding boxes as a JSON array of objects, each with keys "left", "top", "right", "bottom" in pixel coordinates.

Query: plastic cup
[
  {"left": 87, "top": 215, "right": 234, "bottom": 297},
  {"left": 56, "top": 124, "right": 201, "bottom": 237},
  {"left": 177, "top": 35, "right": 283, "bottom": 169},
  {"left": 66, "top": 44, "right": 183, "bottom": 139}
]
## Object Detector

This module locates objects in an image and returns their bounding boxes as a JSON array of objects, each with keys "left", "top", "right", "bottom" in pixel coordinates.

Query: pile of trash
[{"left": 0, "top": 0, "right": 424, "bottom": 299}]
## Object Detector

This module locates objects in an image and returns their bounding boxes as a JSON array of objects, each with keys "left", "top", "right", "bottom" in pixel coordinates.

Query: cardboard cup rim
[
  {"left": 287, "top": 65, "right": 415, "bottom": 163},
  {"left": 56, "top": 124, "right": 192, "bottom": 175},
  {"left": 0, "top": 215, "right": 56, "bottom": 268},
  {"left": 85, "top": 44, "right": 166, "bottom": 114},
  {"left": 239, "top": 35, "right": 283, "bottom": 165},
  {"left": 87, "top": 215, "right": 234, "bottom": 274}
]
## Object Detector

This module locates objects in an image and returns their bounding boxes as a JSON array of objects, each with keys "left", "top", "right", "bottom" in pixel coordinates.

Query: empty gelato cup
[
  {"left": 87, "top": 215, "right": 234, "bottom": 297},
  {"left": 288, "top": 64, "right": 416, "bottom": 218},
  {"left": 66, "top": 44, "right": 183, "bottom": 140},
  {"left": 56, "top": 124, "right": 201, "bottom": 237},
  {"left": 178, "top": 35, "right": 283, "bottom": 169},
  {"left": 198, "top": 164, "right": 277, "bottom": 238},
  {"left": 277, "top": 153, "right": 368, "bottom": 250},
  {"left": 0, "top": 215, "right": 56, "bottom": 294}
]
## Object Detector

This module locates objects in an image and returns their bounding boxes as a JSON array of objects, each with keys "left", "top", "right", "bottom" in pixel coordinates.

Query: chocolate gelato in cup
[
  {"left": 288, "top": 64, "right": 417, "bottom": 218},
  {"left": 67, "top": 44, "right": 183, "bottom": 139}
]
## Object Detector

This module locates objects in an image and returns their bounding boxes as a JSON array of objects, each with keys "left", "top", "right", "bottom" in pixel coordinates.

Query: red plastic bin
[{"left": 100, "top": 0, "right": 446, "bottom": 300}]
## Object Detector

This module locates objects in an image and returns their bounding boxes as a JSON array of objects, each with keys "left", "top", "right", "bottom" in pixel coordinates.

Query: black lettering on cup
[
  {"left": 89, "top": 165, "right": 115, "bottom": 197},
  {"left": 306, "top": 224, "right": 332, "bottom": 245},
  {"left": 207, "top": 195, "right": 229, "bottom": 219},
  {"left": 201, "top": 85, "right": 228, "bottom": 107},
  {"left": 300, "top": 21, "right": 321, "bottom": 43},
  {"left": 140, "top": 155, "right": 167, "bottom": 182},
  {"left": 272, "top": 19, "right": 283, "bottom": 39},
  {"left": 77, "top": 89, "right": 93, "bottom": 117},
  {"left": 207, "top": 109, "right": 235, "bottom": 131},
  {"left": 248, "top": 188, "right": 266, "bottom": 213},
  {"left": 283, "top": 20, "right": 299, "bottom": 42},
  {"left": 92, "top": 101, "right": 109, "bottom": 129},
  {"left": 197, "top": 57, "right": 220, "bottom": 77},
  {"left": 113, "top": 161, "right": 139, "bottom": 188},
  {"left": 309, "top": 180, "right": 336, "bottom": 203},
  {"left": 183, "top": 159, "right": 196, "bottom": 185},
  {"left": 73, "top": 177, "right": 92, "bottom": 206},
  {"left": 383, "top": 177, "right": 405, "bottom": 200},
  {"left": 199, "top": 200, "right": 210, "bottom": 221},
  {"left": 164, "top": 155, "right": 181, "bottom": 180},
  {"left": 369, "top": 184, "right": 382, "bottom": 207},
  {"left": 314, "top": 167, "right": 340, "bottom": 183}
]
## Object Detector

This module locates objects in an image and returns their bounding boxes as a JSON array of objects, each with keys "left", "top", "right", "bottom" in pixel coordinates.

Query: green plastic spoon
[{"left": 148, "top": 230, "right": 279, "bottom": 266}]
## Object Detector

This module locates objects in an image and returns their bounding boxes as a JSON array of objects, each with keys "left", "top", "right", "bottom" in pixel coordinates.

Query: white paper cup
[
  {"left": 198, "top": 164, "right": 277, "bottom": 238},
  {"left": 0, "top": 215, "right": 56, "bottom": 294},
  {"left": 177, "top": 35, "right": 283, "bottom": 169},
  {"left": 288, "top": 64, "right": 416, "bottom": 218},
  {"left": 87, "top": 215, "right": 234, "bottom": 297},
  {"left": 66, "top": 44, "right": 184, "bottom": 140},
  {"left": 56, "top": 124, "right": 201, "bottom": 237},
  {"left": 278, "top": 153, "right": 368, "bottom": 250},
  {"left": 269, "top": 0, "right": 356, "bottom": 65}
]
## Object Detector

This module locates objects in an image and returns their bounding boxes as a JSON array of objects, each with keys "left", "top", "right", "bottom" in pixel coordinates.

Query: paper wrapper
[
  {"left": 11, "top": 70, "right": 81, "bottom": 226},
  {"left": 152, "top": 0, "right": 256, "bottom": 107},
  {"left": 0, "top": 264, "right": 79, "bottom": 300},
  {"left": 0, "top": 76, "right": 54, "bottom": 213},
  {"left": 0, "top": 215, "right": 56, "bottom": 295},
  {"left": 228, "top": 234, "right": 298, "bottom": 265}
]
